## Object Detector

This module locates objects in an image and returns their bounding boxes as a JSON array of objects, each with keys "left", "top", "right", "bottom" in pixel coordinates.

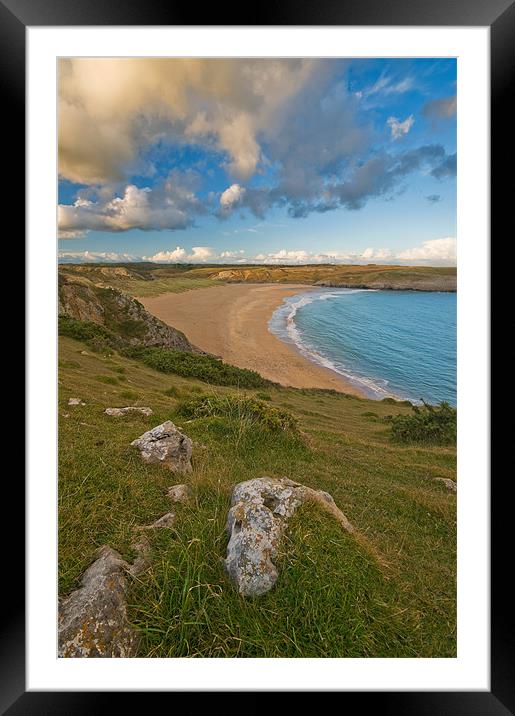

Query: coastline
[{"left": 139, "top": 283, "right": 366, "bottom": 396}]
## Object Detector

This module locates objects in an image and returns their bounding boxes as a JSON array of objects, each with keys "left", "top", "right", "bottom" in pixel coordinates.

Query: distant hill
[{"left": 58, "top": 262, "right": 456, "bottom": 297}]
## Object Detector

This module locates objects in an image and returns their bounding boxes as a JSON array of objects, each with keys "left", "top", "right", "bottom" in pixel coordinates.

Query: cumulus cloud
[
  {"left": 58, "top": 172, "right": 202, "bottom": 234},
  {"left": 423, "top": 95, "right": 457, "bottom": 120},
  {"left": 220, "top": 183, "right": 246, "bottom": 211},
  {"left": 251, "top": 240, "right": 455, "bottom": 266},
  {"left": 360, "top": 247, "right": 393, "bottom": 261},
  {"left": 58, "top": 59, "right": 456, "bottom": 234},
  {"left": 143, "top": 246, "right": 214, "bottom": 263},
  {"left": 387, "top": 115, "right": 414, "bottom": 140},
  {"left": 59, "top": 58, "right": 321, "bottom": 184},
  {"left": 58, "top": 237, "right": 456, "bottom": 266},
  {"left": 397, "top": 237, "right": 456, "bottom": 263}
]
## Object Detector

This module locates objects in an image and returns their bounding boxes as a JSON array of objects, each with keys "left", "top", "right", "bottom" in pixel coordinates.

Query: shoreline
[{"left": 139, "top": 283, "right": 366, "bottom": 396}]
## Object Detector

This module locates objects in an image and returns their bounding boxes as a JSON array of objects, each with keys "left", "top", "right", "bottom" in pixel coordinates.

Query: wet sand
[{"left": 140, "top": 283, "right": 364, "bottom": 396}]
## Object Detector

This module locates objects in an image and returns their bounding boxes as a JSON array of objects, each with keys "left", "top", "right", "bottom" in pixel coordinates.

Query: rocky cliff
[{"left": 58, "top": 273, "right": 203, "bottom": 353}]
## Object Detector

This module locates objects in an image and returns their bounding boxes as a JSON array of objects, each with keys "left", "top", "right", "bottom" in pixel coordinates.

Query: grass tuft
[{"left": 177, "top": 393, "right": 298, "bottom": 433}]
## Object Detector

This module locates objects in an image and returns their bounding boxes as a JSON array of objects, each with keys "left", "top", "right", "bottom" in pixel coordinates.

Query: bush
[
  {"left": 128, "top": 347, "right": 271, "bottom": 389},
  {"left": 177, "top": 394, "right": 298, "bottom": 432},
  {"left": 387, "top": 401, "right": 456, "bottom": 445},
  {"left": 58, "top": 315, "right": 114, "bottom": 343}
]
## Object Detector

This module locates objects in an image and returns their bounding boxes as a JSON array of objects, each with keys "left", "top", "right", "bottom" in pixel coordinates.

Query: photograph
[{"left": 56, "top": 56, "right": 459, "bottom": 659}]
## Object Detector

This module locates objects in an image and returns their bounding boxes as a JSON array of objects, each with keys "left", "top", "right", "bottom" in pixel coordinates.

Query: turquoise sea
[{"left": 269, "top": 288, "right": 456, "bottom": 406}]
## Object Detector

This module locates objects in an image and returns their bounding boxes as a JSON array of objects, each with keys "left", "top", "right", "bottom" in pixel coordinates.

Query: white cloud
[
  {"left": 58, "top": 251, "right": 140, "bottom": 263},
  {"left": 387, "top": 114, "right": 414, "bottom": 140},
  {"left": 220, "top": 250, "right": 245, "bottom": 258},
  {"left": 363, "top": 74, "right": 415, "bottom": 99},
  {"left": 360, "top": 247, "right": 393, "bottom": 260},
  {"left": 58, "top": 176, "right": 201, "bottom": 234},
  {"left": 59, "top": 238, "right": 456, "bottom": 267},
  {"left": 59, "top": 58, "right": 320, "bottom": 184},
  {"left": 144, "top": 246, "right": 214, "bottom": 263},
  {"left": 397, "top": 237, "right": 456, "bottom": 263},
  {"left": 58, "top": 229, "right": 89, "bottom": 239},
  {"left": 220, "top": 183, "right": 246, "bottom": 211}
]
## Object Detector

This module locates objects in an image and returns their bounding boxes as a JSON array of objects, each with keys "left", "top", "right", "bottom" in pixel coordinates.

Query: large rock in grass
[
  {"left": 224, "top": 477, "right": 354, "bottom": 597},
  {"left": 58, "top": 546, "right": 139, "bottom": 658},
  {"left": 105, "top": 406, "right": 153, "bottom": 417},
  {"left": 131, "top": 421, "right": 192, "bottom": 473}
]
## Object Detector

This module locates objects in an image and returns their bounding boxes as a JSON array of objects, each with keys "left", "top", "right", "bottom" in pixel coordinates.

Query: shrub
[
  {"left": 128, "top": 347, "right": 271, "bottom": 389},
  {"left": 387, "top": 401, "right": 456, "bottom": 445},
  {"left": 177, "top": 394, "right": 298, "bottom": 432},
  {"left": 58, "top": 315, "right": 114, "bottom": 343}
]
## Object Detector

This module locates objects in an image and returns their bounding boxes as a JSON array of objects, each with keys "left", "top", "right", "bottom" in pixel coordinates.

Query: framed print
[{"left": 6, "top": 0, "right": 508, "bottom": 711}]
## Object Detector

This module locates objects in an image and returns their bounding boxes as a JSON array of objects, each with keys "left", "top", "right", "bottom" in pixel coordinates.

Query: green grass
[{"left": 59, "top": 335, "right": 456, "bottom": 658}]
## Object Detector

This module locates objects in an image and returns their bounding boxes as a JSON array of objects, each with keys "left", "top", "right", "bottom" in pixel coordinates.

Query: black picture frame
[{"left": 6, "top": 0, "right": 507, "bottom": 712}]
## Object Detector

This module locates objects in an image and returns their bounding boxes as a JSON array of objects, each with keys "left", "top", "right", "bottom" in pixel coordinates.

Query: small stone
[
  {"left": 58, "top": 546, "right": 139, "bottom": 658},
  {"left": 129, "top": 534, "right": 152, "bottom": 576},
  {"left": 433, "top": 478, "right": 457, "bottom": 492},
  {"left": 149, "top": 512, "right": 175, "bottom": 529},
  {"left": 166, "top": 484, "right": 192, "bottom": 503},
  {"left": 105, "top": 406, "right": 153, "bottom": 417},
  {"left": 68, "top": 398, "right": 85, "bottom": 406},
  {"left": 131, "top": 421, "right": 192, "bottom": 473}
]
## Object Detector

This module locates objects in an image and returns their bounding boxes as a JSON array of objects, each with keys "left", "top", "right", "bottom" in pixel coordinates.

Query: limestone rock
[
  {"left": 58, "top": 546, "right": 139, "bottom": 658},
  {"left": 105, "top": 406, "right": 153, "bottom": 417},
  {"left": 224, "top": 477, "right": 354, "bottom": 597},
  {"left": 131, "top": 421, "right": 192, "bottom": 473},
  {"left": 149, "top": 512, "right": 175, "bottom": 529},
  {"left": 166, "top": 484, "right": 192, "bottom": 503},
  {"left": 433, "top": 477, "right": 457, "bottom": 492},
  {"left": 129, "top": 534, "right": 152, "bottom": 577},
  {"left": 68, "top": 398, "right": 85, "bottom": 406}
]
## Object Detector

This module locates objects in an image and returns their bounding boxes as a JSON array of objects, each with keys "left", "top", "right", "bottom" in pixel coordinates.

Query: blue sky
[{"left": 58, "top": 58, "right": 456, "bottom": 265}]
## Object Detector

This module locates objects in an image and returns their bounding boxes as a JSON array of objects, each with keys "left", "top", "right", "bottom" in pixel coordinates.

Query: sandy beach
[{"left": 140, "top": 284, "right": 364, "bottom": 396}]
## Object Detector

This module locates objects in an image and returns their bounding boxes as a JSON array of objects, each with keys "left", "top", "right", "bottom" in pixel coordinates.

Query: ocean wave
[{"left": 269, "top": 288, "right": 400, "bottom": 400}]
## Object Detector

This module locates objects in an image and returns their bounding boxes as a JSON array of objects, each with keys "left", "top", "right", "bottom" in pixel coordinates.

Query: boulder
[
  {"left": 224, "top": 477, "right": 354, "bottom": 597},
  {"left": 105, "top": 406, "right": 153, "bottom": 417},
  {"left": 166, "top": 484, "right": 192, "bottom": 503},
  {"left": 58, "top": 546, "right": 139, "bottom": 658},
  {"left": 131, "top": 421, "right": 192, "bottom": 473}
]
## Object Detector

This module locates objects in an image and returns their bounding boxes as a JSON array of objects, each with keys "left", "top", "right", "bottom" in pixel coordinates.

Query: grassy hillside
[
  {"left": 59, "top": 262, "right": 456, "bottom": 298},
  {"left": 59, "top": 335, "right": 456, "bottom": 658}
]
